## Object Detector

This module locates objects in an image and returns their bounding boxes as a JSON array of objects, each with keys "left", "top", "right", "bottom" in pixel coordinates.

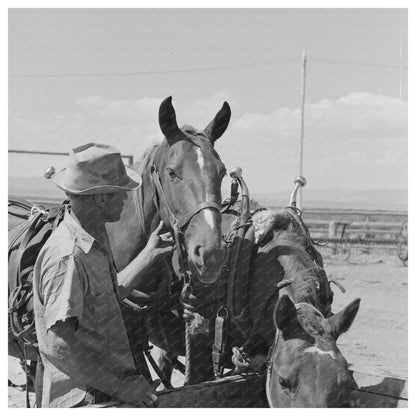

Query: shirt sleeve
[{"left": 41, "top": 254, "right": 86, "bottom": 332}]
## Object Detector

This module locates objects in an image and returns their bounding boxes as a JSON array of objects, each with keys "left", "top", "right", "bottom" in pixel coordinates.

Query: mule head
[
  {"left": 267, "top": 295, "right": 360, "bottom": 407},
  {"left": 155, "top": 96, "right": 231, "bottom": 284}
]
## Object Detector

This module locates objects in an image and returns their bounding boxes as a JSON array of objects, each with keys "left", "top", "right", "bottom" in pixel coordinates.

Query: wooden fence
[{"left": 8, "top": 149, "right": 134, "bottom": 167}]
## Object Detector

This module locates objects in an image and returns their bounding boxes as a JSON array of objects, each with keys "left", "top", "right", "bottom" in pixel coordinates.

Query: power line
[
  {"left": 308, "top": 59, "right": 407, "bottom": 69},
  {"left": 9, "top": 59, "right": 407, "bottom": 78},
  {"left": 8, "top": 58, "right": 299, "bottom": 79},
  {"left": 8, "top": 57, "right": 407, "bottom": 79}
]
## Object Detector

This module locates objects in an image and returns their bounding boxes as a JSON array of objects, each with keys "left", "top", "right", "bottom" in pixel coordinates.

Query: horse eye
[
  {"left": 278, "top": 375, "right": 292, "bottom": 390},
  {"left": 167, "top": 167, "right": 176, "bottom": 178}
]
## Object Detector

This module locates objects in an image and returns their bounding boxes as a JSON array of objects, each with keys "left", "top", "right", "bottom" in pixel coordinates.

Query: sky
[{"left": 8, "top": 8, "right": 408, "bottom": 198}]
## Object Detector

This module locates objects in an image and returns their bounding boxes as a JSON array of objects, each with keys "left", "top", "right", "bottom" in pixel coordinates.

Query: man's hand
[
  {"left": 118, "top": 376, "right": 158, "bottom": 407},
  {"left": 143, "top": 221, "right": 175, "bottom": 263},
  {"left": 117, "top": 221, "right": 175, "bottom": 300}
]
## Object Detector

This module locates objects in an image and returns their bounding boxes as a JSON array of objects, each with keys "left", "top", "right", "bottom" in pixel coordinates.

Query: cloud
[
  {"left": 9, "top": 92, "right": 407, "bottom": 195},
  {"left": 217, "top": 92, "right": 407, "bottom": 193}
]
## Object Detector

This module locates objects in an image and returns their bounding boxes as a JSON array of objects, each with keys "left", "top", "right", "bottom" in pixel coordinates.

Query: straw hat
[{"left": 52, "top": 143, "right": 141, "bottom": 195}]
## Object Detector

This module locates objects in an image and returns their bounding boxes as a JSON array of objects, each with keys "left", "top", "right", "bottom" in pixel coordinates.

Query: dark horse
[
  {"left": 253, "top": 208, "right": 361, "bottom": 407},
  {"left": 106, "top": 96, "right": 231, "bottom": 383}
]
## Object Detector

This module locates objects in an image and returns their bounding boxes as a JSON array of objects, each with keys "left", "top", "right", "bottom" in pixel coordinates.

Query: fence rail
[{"left": 8, "top": 149, "right": 134, "bottom": 167}]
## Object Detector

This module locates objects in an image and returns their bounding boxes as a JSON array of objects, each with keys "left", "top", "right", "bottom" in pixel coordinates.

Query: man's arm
[
  {"left": 45, "top": 318, "right": 157, "bottom": 407},
  {"left": 117, "top": 221, "right": 174, "bottom": 300}
]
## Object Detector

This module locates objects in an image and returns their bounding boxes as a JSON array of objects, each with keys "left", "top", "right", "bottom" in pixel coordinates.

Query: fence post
[{"left": 328, "top": 221, "right": 338, "bottom": 255}]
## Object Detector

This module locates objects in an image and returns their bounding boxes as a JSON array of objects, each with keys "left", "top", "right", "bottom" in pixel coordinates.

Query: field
[{"left": 8, "top": 260, "right": 408, "bottom": 407}]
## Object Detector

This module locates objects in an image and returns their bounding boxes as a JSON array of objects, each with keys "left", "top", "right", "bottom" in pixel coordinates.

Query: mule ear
[
  {"left": 273, "top": 295, "right": 298, "bottom": 336},
  {"left": 328, "top": 298, "right": 361, "bottom": 340},
  {"left": 159, "top": 96, "right": 181, "bottom": 143},
  {"left": 204, "top": 101, "right": 231, "bottom": 144}
]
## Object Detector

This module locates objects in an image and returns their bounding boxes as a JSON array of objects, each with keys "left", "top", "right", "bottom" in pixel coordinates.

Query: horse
[
  {"left": 254, "top": 208, "right": 361, "bottom": 407},
  {"left": 106, "top": 96, "right": 232, "bottom": 383}
]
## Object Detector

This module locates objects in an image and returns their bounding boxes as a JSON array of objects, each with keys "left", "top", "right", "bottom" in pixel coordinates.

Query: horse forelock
[
  {"left": 181, "top": 124, "right": 204, "bottom": 136},
  {"left": 296, "top": 302, "right": 335, "bottom": 346}
]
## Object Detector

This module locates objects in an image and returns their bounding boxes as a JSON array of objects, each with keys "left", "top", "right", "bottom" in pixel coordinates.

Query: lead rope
[
  {"left": 174, "top": 223, "right": 195, "bottom": 385},
  {"left": 181, "top": 280, "right": 193, "bottom": 384}
]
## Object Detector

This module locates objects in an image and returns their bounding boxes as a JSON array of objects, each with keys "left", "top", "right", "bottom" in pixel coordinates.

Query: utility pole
[
  {"left": 298, "top": 51, "right": 307, "bottom": 208},
  {"left": 399, "top": 11, "right": 403, "bottom": 100}
]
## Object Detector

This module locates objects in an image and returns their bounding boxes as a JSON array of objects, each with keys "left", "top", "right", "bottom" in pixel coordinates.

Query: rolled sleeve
[{"left": 41, "top": 255, "right": 86, "bottom": 332}]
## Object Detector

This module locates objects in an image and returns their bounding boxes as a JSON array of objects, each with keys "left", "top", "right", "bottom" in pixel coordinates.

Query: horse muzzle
[{"left": 189, "top": 242, "right": 226, "bottom": 284}]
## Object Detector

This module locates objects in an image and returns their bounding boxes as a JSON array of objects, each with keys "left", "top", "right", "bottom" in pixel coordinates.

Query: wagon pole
[{"left": 298, "top": 52, "right": 307, "bottom": 210}]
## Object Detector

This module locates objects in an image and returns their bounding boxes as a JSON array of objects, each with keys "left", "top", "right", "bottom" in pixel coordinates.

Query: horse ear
[
  {"left": 328, "top": 298, "right": 361, "bottom": 340},
  {"left": 273, "top": 295, "right": 298, "bottom": 336},
  {"left": 204, "top": 101, "right": 231, "bottom": 144},
  {"left": 159, "top": 96, "right": 181, "bottom": 143}
]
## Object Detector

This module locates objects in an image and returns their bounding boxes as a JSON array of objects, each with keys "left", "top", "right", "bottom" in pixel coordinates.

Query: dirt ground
[
  {"left": 326, "top": 262, "right": 408, "bottom": 380},
  {"left": 8, "top": 262, "right": 408, "bottom": 407}
]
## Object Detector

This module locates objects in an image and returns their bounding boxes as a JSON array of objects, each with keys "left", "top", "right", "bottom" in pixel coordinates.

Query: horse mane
[
  {"left": 252, "top": 208, "right": 308, "bottom": 246},
  {"left": 252, "top": 208, "right": 332, "bottom": 316},
  {"left": 133, "top": 145, "right": 159, "bottom": 176}
]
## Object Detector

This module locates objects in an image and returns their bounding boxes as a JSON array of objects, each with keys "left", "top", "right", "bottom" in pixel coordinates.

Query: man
[{"left": 33, "top": 143, "right": 174, "bottom": 407}]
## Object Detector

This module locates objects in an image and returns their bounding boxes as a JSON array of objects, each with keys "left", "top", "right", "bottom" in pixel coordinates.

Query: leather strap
[{"left": 212, "top": 312, "right": 228, "bottom": 377}]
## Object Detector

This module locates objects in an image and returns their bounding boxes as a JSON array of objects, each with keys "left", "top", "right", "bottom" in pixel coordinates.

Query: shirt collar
[{"left": 63, "top": 212, "right": 96, "bottom": 254}]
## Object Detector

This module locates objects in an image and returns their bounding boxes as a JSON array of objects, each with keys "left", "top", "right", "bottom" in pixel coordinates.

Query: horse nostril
[{"left": 194, "top": 245, "right": 202, "bottom": 258}]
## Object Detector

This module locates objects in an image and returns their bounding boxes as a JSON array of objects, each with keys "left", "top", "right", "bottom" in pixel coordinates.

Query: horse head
[
  {"left": 267, "top": 295, "right": 360, "bottom": 407},
  {"left": 154, "top": 96, "right": 230, "bottom": 284}
]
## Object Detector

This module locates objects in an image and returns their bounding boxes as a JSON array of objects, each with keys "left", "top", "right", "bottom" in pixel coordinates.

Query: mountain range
[{"left": 8, "top": 176, "right": 407, "bottom": 212}]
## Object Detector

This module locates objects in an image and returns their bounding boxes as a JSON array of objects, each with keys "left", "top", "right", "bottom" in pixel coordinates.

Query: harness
[
  {"left": 8, "top": 202, "right": 69, "bottom": 345},
  {"left": 8, "top": 199, "right": 70, "bottom": 407}
]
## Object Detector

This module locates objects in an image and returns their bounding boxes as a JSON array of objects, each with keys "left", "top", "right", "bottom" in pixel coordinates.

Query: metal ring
[{"left": 216, "top": 305, "right": 229, "bottom": 320}]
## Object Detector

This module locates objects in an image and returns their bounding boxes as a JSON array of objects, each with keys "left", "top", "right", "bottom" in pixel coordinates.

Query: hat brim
[{"left": 52, "top": 165, "right": 142, "bottom": 195}]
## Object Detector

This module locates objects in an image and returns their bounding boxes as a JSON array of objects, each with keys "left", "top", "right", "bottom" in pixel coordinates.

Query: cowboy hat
[{"left": 52, "top": 143, "right": 141, "bottom": 195}]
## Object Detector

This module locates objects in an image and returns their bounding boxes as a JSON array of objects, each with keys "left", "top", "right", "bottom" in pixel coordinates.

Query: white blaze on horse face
[
  {"left": 195, "top": 147, "right": 215, "bottom": 230},
  {"left": 196, "top": 147, "right": 205, "bottom": 171},
  {"left": 304, "top": 345, "right": 337, "bottom": 360},
  {"left": 204, "top": 209, "right": 215, "bottom": 230}
]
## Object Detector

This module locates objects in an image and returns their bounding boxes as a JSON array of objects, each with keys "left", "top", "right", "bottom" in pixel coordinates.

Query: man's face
[{"left": 102, "top": 191, "right": 128, "bottom": 222}]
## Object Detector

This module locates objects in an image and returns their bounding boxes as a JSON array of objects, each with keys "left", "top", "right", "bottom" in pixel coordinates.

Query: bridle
[{"left": 149, "top": 161, "right": 221, "bottom": 279}]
